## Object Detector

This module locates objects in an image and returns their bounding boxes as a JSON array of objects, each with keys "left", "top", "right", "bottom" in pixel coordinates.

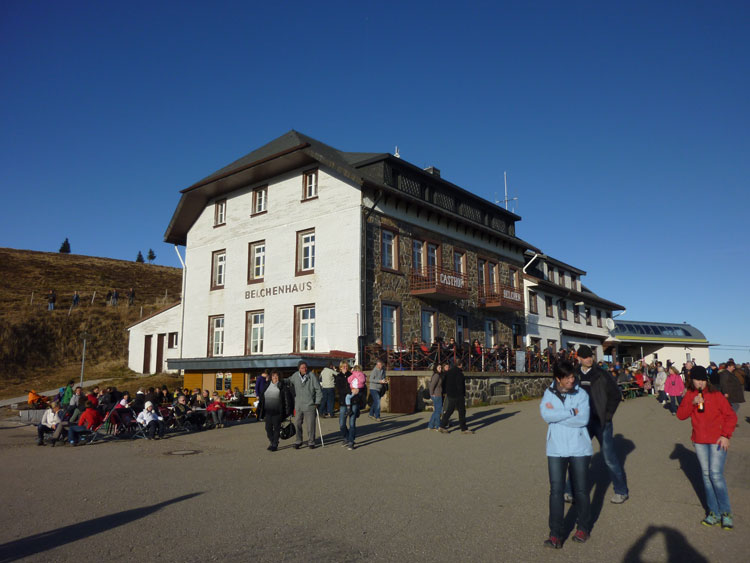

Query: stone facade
[{"left": 365, "top": 212, "right": 525, "bottom": 351}]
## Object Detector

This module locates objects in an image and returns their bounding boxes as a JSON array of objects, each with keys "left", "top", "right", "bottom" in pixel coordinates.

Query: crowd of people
[
  {"left": 33, "top": 382, "right": 250, "bottom": 446},
  {"left": 540, "top": 347, "right": 743, "bottom": 548}
]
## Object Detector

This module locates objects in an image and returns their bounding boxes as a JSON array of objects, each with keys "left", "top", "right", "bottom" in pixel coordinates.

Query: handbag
[{"left": 280, "top": 419, "right": 296, "bottom": 440}]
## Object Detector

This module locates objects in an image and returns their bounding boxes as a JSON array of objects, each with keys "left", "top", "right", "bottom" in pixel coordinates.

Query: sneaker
[
  {"left": 375, "top": 418, "right": 383, "bottom": 422},
  {"left": 461, "top": 429, "right": 475, "bottom": 434},
  {"left": 572, "top": 529, "right": 589, "bottom": 543},
  {"left": 720, "top": 513, "right": 733, "bottom": 530},
  {"left": 267, "top": 445, "right": 273, "bottom": 451},
  {"left": 347, "top": 444, "right": 354, "bottom": 450},
  {"left": 438, "top": 427, "right": 449, "bottom": 434},
  {"left": 341, "top": 441, "right": 350, "bottom": 448},
  {"left": 563, "top": 493, "right": 574, "bottom": 504},
  {"left": 543, "top": 536, "right": 562, "bottom": 549},
  {"left": 293, "top": 444, "right": 301, "bottom": 450},
  {"left": 610, "top": 493, "right": 629, "bottom": 504},
  {"left": 701, "top": 512, "right": 720, "bottom": 527},
  {"left": 308, "top": 443, "right": 316, "bottom": 450}
]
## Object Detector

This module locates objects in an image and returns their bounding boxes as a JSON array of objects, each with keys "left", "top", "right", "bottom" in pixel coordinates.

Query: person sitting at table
[
  {"left": 137, "top": 401, "right": 165, "bottom": 439},
  {"left": 173, "top": 395, "right": 203, "bottom": 430},
  {"left": 189, "top": 389, "right": 206, "bottom": 409},
  {"left": 159, "top": 386, "right": 172, "bottom": 405},
  {"left": 207, "top": 392, "right": 226, "bottom": 428},
  {"left": 116, "top": 392, "right": 132, "bottom": 409}
]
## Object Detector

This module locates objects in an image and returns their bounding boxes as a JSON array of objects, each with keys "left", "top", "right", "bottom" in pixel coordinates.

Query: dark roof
[
  {"left": 164, "top": 130, "right": 539, "bottom": 253},
  {"left": 613, "top": 321, "right": 708, "bottom": 343},
  {"left": 524, "top": 250, "right": 586, "bottom": 275}
]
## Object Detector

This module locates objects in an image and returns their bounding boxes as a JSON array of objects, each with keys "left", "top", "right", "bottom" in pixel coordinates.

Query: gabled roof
[{"left": 164, "top": 130, "right": 539, "bottom": 253}]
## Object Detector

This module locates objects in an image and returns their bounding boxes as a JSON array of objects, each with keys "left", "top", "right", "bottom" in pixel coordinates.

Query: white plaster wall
[
  {"left": 181, "top": 165, "right": 362, "bottom": 359},
  {"left": 127, "top": 305, "right": 182, "bottom": 374},
  {"left": 637, "top": 345, "right": 710, "bottom": 367}
]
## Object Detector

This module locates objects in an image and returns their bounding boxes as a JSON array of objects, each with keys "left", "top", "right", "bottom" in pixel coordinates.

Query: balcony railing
[
  {"left": 408, "top": 266, "right": 470, "bottom": 301},
  {"left": 478, "top": 283, "right": 524, "bottom": 311},
  {"left": 364, "top": 342, "right": 555, "bottom": 373}
]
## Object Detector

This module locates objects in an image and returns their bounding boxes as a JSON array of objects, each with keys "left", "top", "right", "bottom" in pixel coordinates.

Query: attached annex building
[
  {"left": 128, "top": 131, "right": 539, "bottom": 389},
  {"left": 610, "top": 320, "right": 711, "bottom": 366}
]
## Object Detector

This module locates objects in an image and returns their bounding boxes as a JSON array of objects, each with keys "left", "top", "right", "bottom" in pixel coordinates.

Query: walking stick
[{"left": 315, "top": 407, "right": 325, "bottom": 448}]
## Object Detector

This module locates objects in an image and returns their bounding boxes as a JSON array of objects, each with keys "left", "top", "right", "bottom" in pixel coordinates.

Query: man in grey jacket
[
  {"left": 368, "top": 359, "right": 387, "bottom": 421},
  {"left": 287, "top": 361, "right": 322, "bottom": 449}
]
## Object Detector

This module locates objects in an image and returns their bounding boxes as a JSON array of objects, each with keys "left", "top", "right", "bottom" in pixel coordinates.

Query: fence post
[
  {"left": 90, "top": 290, "right": 96, "bottom": 305},
  {"left": 30, "top": 291, "right": 34, "bottom": 305}
]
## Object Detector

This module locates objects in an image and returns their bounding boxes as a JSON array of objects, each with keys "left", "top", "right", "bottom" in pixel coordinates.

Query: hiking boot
[
  {"left": 572, "top": 529, "right": 589, "bottom": 543},
  {"left": 563, "top": 493, "right": 574, "bottom": 504},
  {"left": 701, "top": 512, "right": 720, "bottom": 527},
  {"left": 721, "top": 513, "right": 733, "bottom": 530},
  {"left": 543, "top": 536, "right": 562, "bottom": 549},
  {"left": 610, "top": 493, "right": 629, "bottom": 504}
]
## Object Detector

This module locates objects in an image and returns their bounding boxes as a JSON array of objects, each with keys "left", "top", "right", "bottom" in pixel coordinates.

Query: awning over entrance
[{"left": 168, "top": 351, "right": 356, "bottom": 371}]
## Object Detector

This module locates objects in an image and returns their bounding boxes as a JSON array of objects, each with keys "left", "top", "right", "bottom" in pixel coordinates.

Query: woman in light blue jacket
[{"left": 540, "top": 360, "right": 593, "bottom": 549}]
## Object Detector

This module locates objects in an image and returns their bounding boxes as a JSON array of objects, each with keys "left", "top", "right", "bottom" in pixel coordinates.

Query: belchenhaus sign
[{"left": 245, "top": 281, "right": 313, "bottom": 299}]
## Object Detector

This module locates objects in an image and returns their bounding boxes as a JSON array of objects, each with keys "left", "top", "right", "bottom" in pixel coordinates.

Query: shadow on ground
[
  {"left": 0, "top": 492, "right": 203, "bottom": 563},
  {"left": 622, "top": 525, "right": 709, "bottom": 563},
  {"left": 669, "top": 443, "right": 706, "bottom": 511}
]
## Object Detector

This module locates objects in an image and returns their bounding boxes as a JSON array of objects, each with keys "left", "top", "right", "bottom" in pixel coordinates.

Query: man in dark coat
[
  {"left": 576, "top": 345, "right": 629, "bottom": 503},
  {"left": 719, "top": 360, "right": 745, "bottom": 415},
  {"left": 438, "top": 360, "right": 474, "bottom": 434}
]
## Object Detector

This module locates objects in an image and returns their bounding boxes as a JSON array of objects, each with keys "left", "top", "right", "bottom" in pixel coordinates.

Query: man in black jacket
[
  {"left": 438, "top": 361, "right": 474, "bottom": 434},
  {"left": 576, "top": 345, "right": 629, "bottom": 503}
]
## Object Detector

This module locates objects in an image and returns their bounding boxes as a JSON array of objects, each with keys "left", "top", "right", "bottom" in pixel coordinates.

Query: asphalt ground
[{"left": 0, "top": 395, "right": 747, "bottom": 563}]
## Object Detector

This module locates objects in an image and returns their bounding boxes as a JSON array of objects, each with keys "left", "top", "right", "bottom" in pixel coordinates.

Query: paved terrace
[{"left": 0, "top": 396, "right": 747, "bottom": 562}]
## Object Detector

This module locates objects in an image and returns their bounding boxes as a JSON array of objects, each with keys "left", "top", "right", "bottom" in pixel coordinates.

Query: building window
[
  {"left": 252, "top": 186, "right": 267, "bottom": 215},
  {"left": 214, "top": 199, "right": 226, "bottom": 227},
  {"left": 574, "top": 305, "right": 581, "bottom": 324},
  {"left": 585, "top": 307, "right": 592, "bottom": 326},
  {"left": 248, "top": 241, "right": 265, "bottom": 283},
  {"left": 382, "top": 303, "right": 399, "bottom": 349},
  {"left": 478, "top": 259, "right": 486, "bottom": 288},
  {"left": 562, "top": 271, "right": 568, "bottom": 288},
  {"left": 453, "top": 250, "right": 465, "bottom": 274},
  {"left": 211, "top": 250, "right": 226, "bottom": 290},
  {"left": 296, "top": 229, "right": 315, "bottom": 275},
  {"left": 528, "top": 290, "right": 538, "bottom": 314},
  {"left": 547, "top": 339, "right": 557, "bottom": 353},
  {"left": 295, "top": 305, "right": 315, "bottom": 352},
  {"left": 167, "top": 332, "right": 178, "bottom": 349},
  {"left": 412, "top": 239, "right": 423, "bottom": 274},
  {"left": 208, "top": 315, "right": 224, "bottom": 357},
  {"left": 484, "top": 319, "right": 497, "bottom": 348},
  {"left": 559, "top": 300, "right": 568, "bottom": 321},
  {"left": 487, "top": 261, "right": 498, "bottom": 290},
  {"left": 456, "top": 314, "right": 467, "bottom": 345},
  {"left": 302, "top": 169, "right": 318, "bottom": 200},
  {"left": 381, "top": 228, "right": 398, "bottom": 271},
  {"left": 596, "top": 310, "right": 602, "bottom": 328},
  {"left": 421, "top": 309, "right": 436, "bottom": 344},
  {"left": 246, "top": 310, "right": 264, "bottom": 354},
  {"left": 546, "top": 296, "right": 554, "bottom": 318},
  {"left": 426, "top": 243, "right": 438, "bottom": 278},
  {"left": 571, "top": 274, "right": 578, "bottom": 290},
  {"left": 509, "top": 267, "right": 518, "bottom": 289}
]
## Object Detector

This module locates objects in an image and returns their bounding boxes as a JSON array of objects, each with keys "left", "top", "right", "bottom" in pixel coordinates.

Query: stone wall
[{"left": 387, "top": 371, "right": 553, "bottom": 412}]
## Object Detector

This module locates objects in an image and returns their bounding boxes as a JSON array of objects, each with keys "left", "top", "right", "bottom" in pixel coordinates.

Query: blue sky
[{"left": 1, "top": 1, "right": 748, "bottom": 362}]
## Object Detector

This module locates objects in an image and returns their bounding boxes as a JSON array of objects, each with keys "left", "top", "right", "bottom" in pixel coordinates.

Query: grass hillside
[{"left": 0, "top": 247, "right": 182, "bottom": 389}]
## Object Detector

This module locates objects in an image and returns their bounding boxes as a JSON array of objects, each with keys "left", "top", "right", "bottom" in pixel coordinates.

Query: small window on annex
[
  {"left": 214, "top": 199, "right": 226, "bottom": 227},
  {"left": 252, "top": 186, "right": 267, "bottom": 215},
  {"left": 302, "top": 169, "right": 318, "bottom": 200}
]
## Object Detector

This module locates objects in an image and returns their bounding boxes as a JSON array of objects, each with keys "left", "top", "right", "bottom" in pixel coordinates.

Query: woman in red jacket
[{"left": 677, "top": 365, "right": 737, "bottom": 530}]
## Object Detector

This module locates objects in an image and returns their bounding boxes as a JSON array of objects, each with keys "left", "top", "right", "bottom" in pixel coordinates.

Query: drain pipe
[
  {"left": 522, "top": 252, "right": 541, "bottom": 274},
  {"left": 174, "top": 245, "right": 187, "bottom": 376}
]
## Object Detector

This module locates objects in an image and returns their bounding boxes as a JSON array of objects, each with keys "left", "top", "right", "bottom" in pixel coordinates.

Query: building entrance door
[
  {"left": 143, "top": 335, "right": 152, "bottom": 374},
  {"left": 156, "top": 333, "right": 165, "bottom": 373}
]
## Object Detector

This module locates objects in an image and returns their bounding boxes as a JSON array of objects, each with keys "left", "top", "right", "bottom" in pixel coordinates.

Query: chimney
[{"left": 424, "top": 166, "right": 441, "bottom": 178}]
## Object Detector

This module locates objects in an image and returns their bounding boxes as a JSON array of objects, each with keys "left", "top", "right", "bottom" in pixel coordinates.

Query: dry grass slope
[{"left": 0, "top": 247, "right": 182, "bottom": 385}]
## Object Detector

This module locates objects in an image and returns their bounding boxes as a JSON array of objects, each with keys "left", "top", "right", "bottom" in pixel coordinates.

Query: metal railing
[{"left": 408, "top": 265, "right": 470, "bottom": 298}]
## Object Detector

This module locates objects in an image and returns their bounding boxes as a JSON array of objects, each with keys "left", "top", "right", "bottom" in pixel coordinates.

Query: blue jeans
[
  {"left": 548, "top": 456, "right": 591, "bottom": 536},
  {"left": 694, "top": 442, "right": 731, "bottom": 515},
  {"left": 320, "top": 387, "right": 335, "bottom": 416},
  {"left": 594, "top": 421, "right": 629, "bottom": 496},
  {"left": 668, "top": 395, "right": 682, "bottom": 414},
  {"left": 67, "top": 425, "right": 87, "bottom": 443},
  {"left": 369, "top": 390, "right": 381, "bottom": 419},
  {"left": 428, "top": 396, "right": 443, "bottom": 428},
  {"left": 339, "top": 403, "right": 359, "bottom": 445}
]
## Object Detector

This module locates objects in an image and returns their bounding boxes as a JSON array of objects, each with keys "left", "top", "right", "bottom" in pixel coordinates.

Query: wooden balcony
[
  {"left": 409, "top": 265, "right": 470, "bottom": 301},
  {"left": 478, "top": 284, "right": 524, "bottom": 311}
]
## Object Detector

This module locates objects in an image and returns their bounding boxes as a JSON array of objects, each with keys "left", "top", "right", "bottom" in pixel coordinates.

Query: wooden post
[
  {"left": 30, "top": 291, "right": 34, "bottom": 305},
  {"left": 90, "top": 290, "right": 96, "bottom": 305}
]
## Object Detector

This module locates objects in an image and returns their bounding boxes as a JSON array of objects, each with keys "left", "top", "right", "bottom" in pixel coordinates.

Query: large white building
[
  {"left": 522, "top": 252, "right": 624, "bottom": 360},
  {"left": 129, "top": 131, "right": 539, "bottom": 391}
]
